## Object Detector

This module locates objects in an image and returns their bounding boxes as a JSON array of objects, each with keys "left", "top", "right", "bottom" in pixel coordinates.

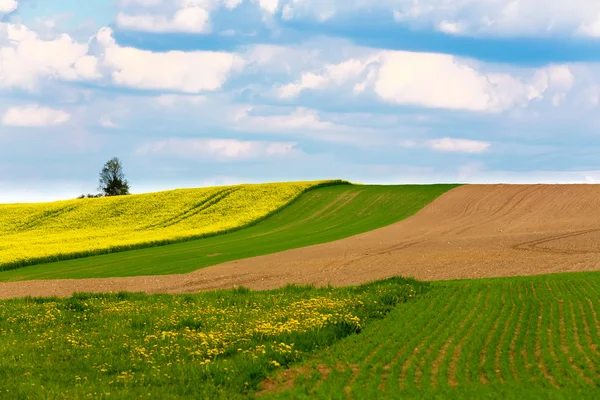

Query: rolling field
[
  {"left": 263, "top": 272, "right": 600, "bottom": 399},
  {"left": 0, "top": 180, "right": 341, "bottom": 272},
  {"left": 0, "top": 277, "right": 427, "bottom": 399},
  {"left": 2, "top": 182, "right": 600, "bottom": 399},
  {"left": 1, "top": 272, "right": 598, "bottom": 399},
  {"left": 0, "top": 184, "right": 457, "bottom": 283}
]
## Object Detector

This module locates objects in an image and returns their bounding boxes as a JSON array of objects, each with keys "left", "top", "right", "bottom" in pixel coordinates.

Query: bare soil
[{"left": 3, "top": 184, "right": 600, "bottom": 299}]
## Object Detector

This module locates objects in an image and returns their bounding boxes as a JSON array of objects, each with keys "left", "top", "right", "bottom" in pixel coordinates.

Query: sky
[{"left": 3, "top": 1, "right": 600, "bottom": 202}]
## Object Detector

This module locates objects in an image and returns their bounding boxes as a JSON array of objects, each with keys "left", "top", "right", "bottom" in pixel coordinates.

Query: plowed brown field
[{"left": 3, "top": 184, "right": 600, "bottom": 299}]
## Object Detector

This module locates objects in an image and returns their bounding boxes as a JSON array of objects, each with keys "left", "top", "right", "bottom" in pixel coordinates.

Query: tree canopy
[{"left": 98, "top": 157, "right": 130, "bottom": 197}]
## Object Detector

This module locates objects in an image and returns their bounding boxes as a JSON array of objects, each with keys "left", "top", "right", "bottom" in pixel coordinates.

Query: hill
[
  {"left": 0, "top": 184, "right": 457, "bottom": 284},
  {"left": 0, "top": 180, "right": 344, "bottom": 272}
]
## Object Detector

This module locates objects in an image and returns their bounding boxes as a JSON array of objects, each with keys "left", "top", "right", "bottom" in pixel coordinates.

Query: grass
[
  {"left": 0, "top": 277, "right": 428, "bottom": 399},
  {"left": 263, "top": 271, "right": 600, "bottom": 399},
  {"left": 0, "top": 184, "right": 458, "bottom": 281}
]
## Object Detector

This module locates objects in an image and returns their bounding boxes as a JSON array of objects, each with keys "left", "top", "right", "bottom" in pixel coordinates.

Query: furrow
[
  {"left": 542, "top": 281, "right": 571, "bottom": 388},
  {"left": 446, "top": 286, "right": 492, "bottom": 388},
  {"left": 376, "top": 290, "right": 444, "bottom": 394},
  {"left": 399, "top": 286, "right": 469, "bottom": 390},
  {"left": 508, "top": 282, "right": 526, "bottom": 382},
  {"left": 478, "top": 289, "right": 507, "bottom": 385},
  {"left": 520, "top": 284, "right": 539, "bottom": 384},
  {"left": 428, "top": 289, "right": 484, "bottom": 388},
  {"left": 493, "top": 284, "right": 517, "bottom": 384},
  {"left": 534, "top": 284, "right": 559, "bottom": 388},
  {"left": 553, "top": 281, "right": 596, "bottom": 386}
]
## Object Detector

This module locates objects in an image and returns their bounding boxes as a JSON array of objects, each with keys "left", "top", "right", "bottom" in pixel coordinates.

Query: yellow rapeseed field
[{"left": 0, "top": 180, "right": 339, "bottom": 269}]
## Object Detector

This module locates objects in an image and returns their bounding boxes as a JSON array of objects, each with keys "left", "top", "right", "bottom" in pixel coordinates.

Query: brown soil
[{"left": 3, "top": 184, "right": 600, "bottom": 300}]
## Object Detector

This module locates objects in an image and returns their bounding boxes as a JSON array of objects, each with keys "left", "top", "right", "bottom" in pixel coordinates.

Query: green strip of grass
[
  {"left": 0, "top": 184, "right": 458, "bottom": 281},
  {"left": 265, "top": 271, "right": 600, "bottom": 399},
  {"left": 0, "top": 277, "right": 429, "bottom": 399}
]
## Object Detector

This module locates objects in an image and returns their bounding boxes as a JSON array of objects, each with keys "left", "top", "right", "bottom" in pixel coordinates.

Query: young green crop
[{"left": 265, "top": 272, "right": 600, "bottom": 399}]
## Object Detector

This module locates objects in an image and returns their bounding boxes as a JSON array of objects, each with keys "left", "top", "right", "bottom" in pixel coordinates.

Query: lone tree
[{"left": 98, "top": 157, "right": 130, "bottom": 196}]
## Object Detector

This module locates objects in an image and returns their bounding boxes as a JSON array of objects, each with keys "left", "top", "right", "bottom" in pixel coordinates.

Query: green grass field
[
  {"left": 2, "top": 272, "right": 598, "bottom": 399},
  {"left": 0, "top": 184, "right": 458, "bottom": 281},
  {"left": 264, "top": 272, "right": 600, "bottom": 399},
  {"left": 0, "top": 277, "right": 427, "bottom": 399}
]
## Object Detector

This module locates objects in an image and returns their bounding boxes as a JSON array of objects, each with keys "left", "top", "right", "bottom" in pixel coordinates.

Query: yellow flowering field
[
  {"left": 0, "top": 277, "right": 426, "bottom": 398},
  {"left": 0, "top": 180, "right": 344, "bottom": 270}
]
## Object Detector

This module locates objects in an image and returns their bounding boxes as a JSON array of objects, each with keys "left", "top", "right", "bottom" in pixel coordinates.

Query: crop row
[{"left": 267, "top": 273, "right": 600, "bottom": 399}]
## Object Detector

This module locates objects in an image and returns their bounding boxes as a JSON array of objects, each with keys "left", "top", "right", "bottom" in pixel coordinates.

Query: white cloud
[
  {"left": 273, "top": 47, "right": 577, "bottom": 112},
  {"left": 0, "top": 21, "right": 242, "bottom": 93},
  {"left": 547, "top": 65, "right": 575, "bottom": 91},
  {"left": 256, "top": 0, "right": 279, "bottom": 14},
  {"left": 233, "top": 106, "right": 386, "bottom": 146},
  {"left": 374, "top": 51, "right": 574, "bottom": 112},
  {"left": 0, "top": 0, "right": 17, "bottom": 14},
  {"left": 116, "top": 6, "right": 211, "bottom": 33},
  {"left": 235, "top": 106, "right": 335, "bottom": 131},
  {"left": 0, "top": 23, "right": 101, "bottom": 90},
  {"left": 115, "top": 0, "right": 250, "bottom": 33},
  {"left": 224, "top": 0, "right": 244, "bottom": 9},
  {"left": 414, "top": 1, "right": 600, "bottom": 38},
  {"left": 99, "top": 116, "right": 118, "bottom": 128},
  {"left": 437, "top": 21, "right": 463, "bottom": 34},
  {"left": 375, "top": 51, "right": 496, "bottom": 111},
  {"left": 136, "top": 138, "right": 299, "bottom": 161},
  {"left": 427, "top": 138, "right": 490, "bottom": 153},
  {"left": 2, "top": 105, "right": 71, "bottom": 127},
  {"left": 97, "top": 27, "right": 243, "bottom": 93},
  {"left": 272, "top": 0, "right": 600, "bottom": 38},
  {"left": 278, "top": 58, "right": 372, "bottom": 98}
]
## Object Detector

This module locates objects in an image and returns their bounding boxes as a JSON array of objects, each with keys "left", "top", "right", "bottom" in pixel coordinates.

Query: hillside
[
  {"left": 0, "top": 184, "right": 457, "bottom": 284},
  {"left": 0, "top": 180, "right": 343, "bottom": 271}
]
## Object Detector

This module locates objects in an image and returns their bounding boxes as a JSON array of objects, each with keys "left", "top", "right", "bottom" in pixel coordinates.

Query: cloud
[
  {"left": 2, "top": 105, "right": 71, "bottom": 127},
  {"left": 255, "top": 0, "right": 279, "bottom": 14},
  {"left": 0, "top": 23, "right": 242, "bottom": 93},
  {"left": 547, "top": 65, "right": 575, "bottom": 91},
  {"left": 278, "top": 58, "right": 373, "bottom": 98},
  {"left": 235, "top": 106, "right": 334, "bottom": 130},
  {"left": 436, "top": 21, "right": 464, "bottom": 35},
  {"left": 233, "top": 106, "right": 388, "bottom": 146},
  {"left": 115, "top": 0, "right": 251, "bottom": 34},
  {"left": 116, "top": 7, "right": 211, "bottom": 33},
  {"left": 427, "top": 138, "right": 490, "bottom": 153},
  {"left": 0, "top": 0, "right": 17, "bottom": 15},
  {"left": 250, "top": 0, "right": 600, "bottom": 38},
  {"left": 99, "top": 116, "right": 118, "bottom": 128},
  {"left": 276, "top": 49, "right": 574, "bottom": 112},
  {"left": 0, "top": 23, "right": 101, "bottom": 91},
  {"left": 136, "top": 138, "right": 299, "bottom": 161},
  {"left": 374, "top": 51, "right": 557, "bottom": 112},
  {"left": 95, "top": 28, "right": 243, "bottom": 93},
  {"left": 391, "top": 0, "right": 600, "bottom": 38}
]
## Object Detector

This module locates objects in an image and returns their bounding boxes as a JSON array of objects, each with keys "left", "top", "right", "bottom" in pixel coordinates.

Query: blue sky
[{"left": 3, "top": 0, "right": 600, "bottom": 202}]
